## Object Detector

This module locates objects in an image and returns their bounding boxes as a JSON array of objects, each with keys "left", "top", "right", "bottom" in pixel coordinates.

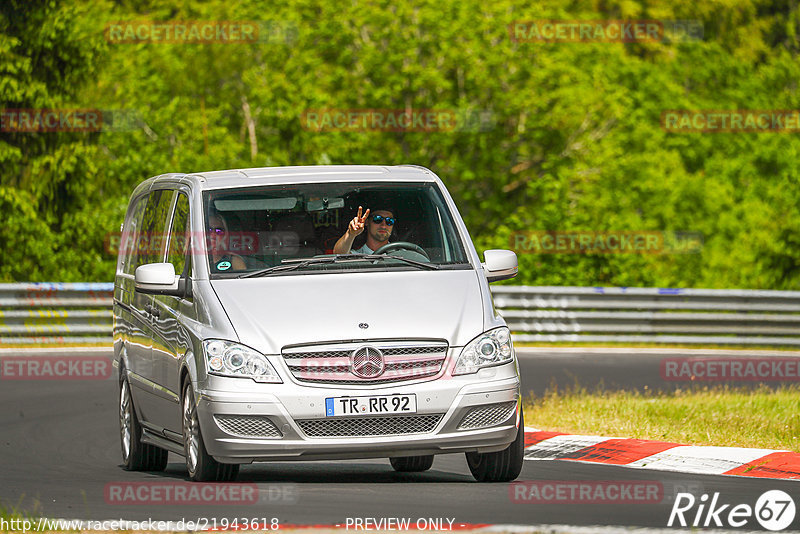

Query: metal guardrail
[
  {"left": 1, "top": 283, "right": 799, "bottom": 346},
  {"left": 492, "top": 286, "right": 800, "bottom": 346},
  {"left": 0, "top": 283, "right": 114, "bottom": 345}
]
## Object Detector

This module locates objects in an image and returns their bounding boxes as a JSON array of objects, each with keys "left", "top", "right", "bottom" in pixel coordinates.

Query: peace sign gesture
[{"left": 347, "top": 206, "right": 370, "bottom": 237}]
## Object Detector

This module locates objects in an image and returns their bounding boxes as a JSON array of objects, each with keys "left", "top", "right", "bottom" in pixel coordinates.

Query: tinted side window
[
  {"left": 120, "top": 195, "right": 147, "bottom": 276},
  {"left": 167, "top": 193, "right": 190, "bottom": 275},
  {"left": 137, "top": 189, "right": 176, "bottom": 269}
]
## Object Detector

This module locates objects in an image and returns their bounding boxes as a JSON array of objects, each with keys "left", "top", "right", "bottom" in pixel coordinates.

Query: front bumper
[{"left": 195, "top": 367, "right": 520, "bottom": 464}]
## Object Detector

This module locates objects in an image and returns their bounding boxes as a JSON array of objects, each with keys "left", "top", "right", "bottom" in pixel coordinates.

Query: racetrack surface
[
  {"left": 516, "top": 346, "right": 800, "bottom": 393},
  {"left": 0, "top": 348, "right": 798, "bottom": 531}
]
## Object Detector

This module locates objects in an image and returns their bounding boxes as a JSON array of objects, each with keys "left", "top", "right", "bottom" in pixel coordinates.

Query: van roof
[{"left": 150, "top": 165, "right": 438, "bottom": 191}]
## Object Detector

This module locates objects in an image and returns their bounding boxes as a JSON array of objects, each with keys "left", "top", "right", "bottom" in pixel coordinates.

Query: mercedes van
[{"left": 112, "top": 165, "right": 523, "bottom": 482}]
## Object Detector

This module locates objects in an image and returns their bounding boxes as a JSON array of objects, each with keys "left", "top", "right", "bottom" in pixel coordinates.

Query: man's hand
[
  {"left": 347, "top": 206, "right": 370, "bottom": 237},
  {"left": 333, "top": 206, "right": 370, "bottom": 254}
]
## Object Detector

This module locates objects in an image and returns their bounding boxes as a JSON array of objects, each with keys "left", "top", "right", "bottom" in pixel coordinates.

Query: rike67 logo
[{"left": 668, "top": 490, "right": 796, "bottom": 531}]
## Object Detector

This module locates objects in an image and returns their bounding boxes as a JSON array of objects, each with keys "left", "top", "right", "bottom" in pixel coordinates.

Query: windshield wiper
[
  {"left": 239, "top": 253, "right": 437, "bottom": 278},
  {"left": 371, "top": 254, "right": 439, "bottom": 270},
  {"left": 239, "top": 255, "right": 338, "bottom": 278},
  {"left": 239, "top": 254, "right": 375, "bottom": 278}
]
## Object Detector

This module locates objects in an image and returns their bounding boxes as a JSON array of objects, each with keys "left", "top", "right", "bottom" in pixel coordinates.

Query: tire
[
  {"left": 465, "top": 403, "right": 525, "bottom": 482},
  {"left": 119, "top": 373, "right": 168, "bottom": 471},
  {"left": 390, "top": 455, "right": 434, "bottom": 472},
  {"left": 182, "top": 380, "right": 239, "bottom": 482}
]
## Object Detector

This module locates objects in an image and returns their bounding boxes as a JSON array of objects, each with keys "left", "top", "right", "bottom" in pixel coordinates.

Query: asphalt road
[
  {"left": 516, "top": 346, "right": 800, "bottom": 393},
  {"left": 0, "top": 348, "right": 798, "bottom": 531}
]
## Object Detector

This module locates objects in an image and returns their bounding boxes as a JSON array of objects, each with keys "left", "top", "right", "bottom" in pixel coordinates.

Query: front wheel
[
  {"left": 390, "top": 455, "right": 434, "bottom": 472},
  {"left": 119, "top": 375, "right": 168, "bottom": 471},
  {"left": 465, "top": 403, "right": 525, "bottom": 482},
  {"left": 182, "top": 380, "right": 239, "bottom": 482}
]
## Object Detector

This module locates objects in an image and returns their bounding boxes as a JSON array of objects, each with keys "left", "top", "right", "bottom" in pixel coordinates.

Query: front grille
[
  {"left": 214, "top": 415, "right": 282, "bottom": 438},
  {"left": 457, "top": 401, "right": 518, "bottom": 430},
  {"left": 283, "top": 341, "right": 448, "bottom": 384},
  {"left": 297, "top": 414, "right": 443, "bottom": 438}
]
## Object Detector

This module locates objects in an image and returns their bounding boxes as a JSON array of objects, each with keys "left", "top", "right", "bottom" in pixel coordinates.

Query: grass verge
[
  {"left": 0, "top": 504, "right": 39, "bottom": 532},
  {"left": 523, "top": 384, "right": 800, "bottom": 451}
]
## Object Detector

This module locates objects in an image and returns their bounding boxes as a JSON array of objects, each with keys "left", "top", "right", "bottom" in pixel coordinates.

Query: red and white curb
[{"left": 524, "top": 427, "right": 800, "bottom": 480}]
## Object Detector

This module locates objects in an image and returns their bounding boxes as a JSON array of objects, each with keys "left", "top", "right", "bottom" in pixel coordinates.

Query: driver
[{"left": 333, "top": 205, "right": 395, "bottom": 255}]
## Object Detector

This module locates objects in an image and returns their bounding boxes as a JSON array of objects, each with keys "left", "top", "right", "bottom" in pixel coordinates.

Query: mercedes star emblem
[{"left": 350, "top": 346, "right": 385, "bottom": 378}]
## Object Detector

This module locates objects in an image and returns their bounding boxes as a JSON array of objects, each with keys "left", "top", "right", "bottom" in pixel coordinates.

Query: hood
[{"left": 210, "top": 269, "right": 485, "bottom": 354}]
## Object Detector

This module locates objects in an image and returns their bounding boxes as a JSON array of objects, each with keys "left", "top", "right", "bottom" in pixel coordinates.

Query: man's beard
[{"left": 373, "top": 230, "right": 390, "bottom": 243}]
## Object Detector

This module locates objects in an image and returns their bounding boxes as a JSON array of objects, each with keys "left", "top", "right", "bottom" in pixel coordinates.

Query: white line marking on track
[
  {"left": 627, "top": 445, "right": 786, "bottom": 475},
  {"left": 524, "top": 434, "right": 614, "bottom": 460}
]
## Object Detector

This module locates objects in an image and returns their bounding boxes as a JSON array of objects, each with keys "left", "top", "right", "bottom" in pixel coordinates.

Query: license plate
[{"left": 325, "top": 394, "right": 417, "bottom": 417}]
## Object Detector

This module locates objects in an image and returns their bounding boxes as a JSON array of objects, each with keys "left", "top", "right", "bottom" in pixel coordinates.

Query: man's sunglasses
[
  {"left": 208, "top": 227, "right": 226, "bottom": 235},
  {"left": 371, "top": 215, "right": 396, "bottom": 226}
]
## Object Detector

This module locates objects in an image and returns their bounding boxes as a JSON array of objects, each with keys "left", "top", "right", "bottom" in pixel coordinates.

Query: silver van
[{"left": 113, "top": 165, "right": 523, "bottom": 482}]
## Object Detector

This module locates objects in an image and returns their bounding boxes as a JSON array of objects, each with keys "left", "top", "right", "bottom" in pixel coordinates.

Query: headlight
[
  {"left": 203, "top": 340, "right": 282, "bottom": 383},
  {"left": 453, "top": 327, "right": 514, "bottom": 375}
]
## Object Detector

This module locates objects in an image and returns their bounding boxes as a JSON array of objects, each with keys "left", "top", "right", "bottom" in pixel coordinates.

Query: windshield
[{"left": 202, "top": 182, "right": 469, "bottom": 277}]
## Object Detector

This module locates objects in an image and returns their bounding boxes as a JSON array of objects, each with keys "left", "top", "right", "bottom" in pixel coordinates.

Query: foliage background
[{"left": 1, "top": 0, "right": 798, "bottom": 287}]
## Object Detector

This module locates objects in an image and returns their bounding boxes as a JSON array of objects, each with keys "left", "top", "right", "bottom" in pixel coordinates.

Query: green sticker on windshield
[{"left": 217, "top": 260, "right": 232, "bottom": 271}]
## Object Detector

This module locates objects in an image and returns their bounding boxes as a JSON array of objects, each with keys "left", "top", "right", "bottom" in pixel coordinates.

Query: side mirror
[
  {"left": 135, "top": 263, "right": 186, "bottom": 296},
  {"left": 482, "top": 249, "right": 518, "bottom": 283}
]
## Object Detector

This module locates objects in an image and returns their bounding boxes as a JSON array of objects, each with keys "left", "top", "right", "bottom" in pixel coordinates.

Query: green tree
[{"left": 3, "top": 0, "right": 799, "bottom": 289}]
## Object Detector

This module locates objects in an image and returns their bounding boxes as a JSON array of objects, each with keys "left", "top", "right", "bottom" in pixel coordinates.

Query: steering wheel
[{"left": 373, "top": 241, "right": 430, "bottom": 261}]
